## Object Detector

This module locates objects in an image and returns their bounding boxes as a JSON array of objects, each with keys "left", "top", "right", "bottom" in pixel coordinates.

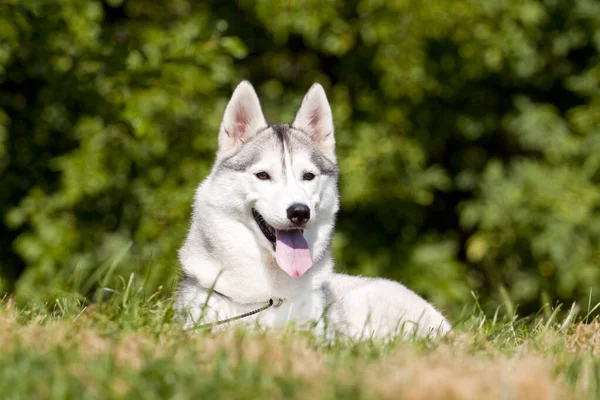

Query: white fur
[
  {"left": 326, "top": 274, "right": 451, "bottom": 339},
  {"left": 177, "top": 278, "right": 326, "bottom": 331},
  {"left": 176, "top": 81, "right": 451, "bottom": 339}
]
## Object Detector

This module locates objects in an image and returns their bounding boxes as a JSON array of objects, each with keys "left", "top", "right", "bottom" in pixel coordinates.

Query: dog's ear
[
  {"left": 218, "top": 81, "right": 268, "bottom": 154},
  {"left": 292, "top": 83, "right": 335, "bottom": 160}
]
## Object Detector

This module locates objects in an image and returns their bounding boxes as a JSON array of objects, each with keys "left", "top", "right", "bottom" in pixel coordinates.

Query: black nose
[{"left": 287, "top": 203, "right": 310, "bottom": 225}]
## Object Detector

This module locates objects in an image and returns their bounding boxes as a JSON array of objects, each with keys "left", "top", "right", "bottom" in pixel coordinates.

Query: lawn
[{"left": 1, "top": 277, "right": 599, "bottom": 400}]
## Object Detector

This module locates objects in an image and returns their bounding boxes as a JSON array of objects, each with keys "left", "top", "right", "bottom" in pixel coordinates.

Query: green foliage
[{"left": 1, "top": 0, "right": 600, "bottom": 316}]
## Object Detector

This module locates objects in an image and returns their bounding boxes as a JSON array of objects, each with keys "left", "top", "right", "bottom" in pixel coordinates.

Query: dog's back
[{"left": 326, "top": 273, "right": 451, "bottom": 339}]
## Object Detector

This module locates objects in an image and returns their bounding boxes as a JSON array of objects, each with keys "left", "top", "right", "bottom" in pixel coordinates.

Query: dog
[{"left": 176, "top": 81, "right": 451, "bottom": 339}]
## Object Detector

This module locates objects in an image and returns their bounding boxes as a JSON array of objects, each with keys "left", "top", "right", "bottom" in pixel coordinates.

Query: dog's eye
[
  {"left": 255, "top": 172, "right": 270, "bottom": 180},
  {"left": 303, "top": 172, "right": 316, "bottom": 181}
]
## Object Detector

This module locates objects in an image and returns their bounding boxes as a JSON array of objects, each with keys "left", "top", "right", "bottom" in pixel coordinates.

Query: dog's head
[{"left": 211, "top": 81, "right": 339, "bottom": 278}]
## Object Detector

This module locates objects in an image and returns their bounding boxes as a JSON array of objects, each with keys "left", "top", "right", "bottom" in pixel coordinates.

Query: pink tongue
[{"left": 275, "top": 230, "right": 313, "bottom": 278}]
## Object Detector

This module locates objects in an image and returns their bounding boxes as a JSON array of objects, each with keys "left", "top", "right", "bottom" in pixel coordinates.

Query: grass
[{"left": 2, "top": 274, "right": 600, "bottom": 400}]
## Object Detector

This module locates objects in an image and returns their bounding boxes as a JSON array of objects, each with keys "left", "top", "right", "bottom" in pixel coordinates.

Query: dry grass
[
  {"left": 2, "top": 299, "right": 600, "bottom": 399},
  {"left": 567, "top": 320, "right": 600, "bottom": 356}
]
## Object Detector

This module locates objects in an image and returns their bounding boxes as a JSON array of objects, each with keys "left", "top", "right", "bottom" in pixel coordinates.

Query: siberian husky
[{"left": 176, "top": 81, "right": 451, "bottom": 339}]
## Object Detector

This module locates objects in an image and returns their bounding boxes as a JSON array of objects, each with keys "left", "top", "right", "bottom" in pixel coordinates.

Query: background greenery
[{"left": 1, "top": 0, "right": 600, "bottom": 318}]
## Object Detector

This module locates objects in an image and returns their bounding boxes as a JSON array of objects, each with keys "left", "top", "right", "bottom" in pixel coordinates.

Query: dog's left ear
[{"left": 292, "top": 83, "right": 336, "bottom": 161}]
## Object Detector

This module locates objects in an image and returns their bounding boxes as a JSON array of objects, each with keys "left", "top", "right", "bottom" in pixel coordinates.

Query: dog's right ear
[{"left": 218, "top": 81, "right": 268, "bottom": 154}]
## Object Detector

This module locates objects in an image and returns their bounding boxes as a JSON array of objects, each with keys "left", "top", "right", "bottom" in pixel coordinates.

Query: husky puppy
[{"left": 176, "top": 81, "right": 450, "bottom": 338}]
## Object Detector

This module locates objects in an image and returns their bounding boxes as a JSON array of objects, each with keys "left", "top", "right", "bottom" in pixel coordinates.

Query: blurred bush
[{"left": 1, "top": 0, "right": 600, "bottom": 316}]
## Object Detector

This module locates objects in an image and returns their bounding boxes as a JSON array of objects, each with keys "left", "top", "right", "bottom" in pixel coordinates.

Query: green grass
[{"left": 2, "top": 273, "right": 600, "bottom": 400}]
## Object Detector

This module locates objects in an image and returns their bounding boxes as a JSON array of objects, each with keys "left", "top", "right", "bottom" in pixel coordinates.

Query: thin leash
[{"left": 189, "top": 298, "right": 284, "bottom": 330}]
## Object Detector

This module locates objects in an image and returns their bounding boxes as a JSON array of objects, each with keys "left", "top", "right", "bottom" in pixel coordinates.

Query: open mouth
[
  {"left": 251, "top": 208, "right": 313, "bottom": 278},
  {"left": 252, "top": 208, "right": 276, "bottom": 247}
]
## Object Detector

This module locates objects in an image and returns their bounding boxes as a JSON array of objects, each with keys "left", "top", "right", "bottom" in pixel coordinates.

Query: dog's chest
[{"left": 224, "top": 289, "right": 325, "bottom": 328}]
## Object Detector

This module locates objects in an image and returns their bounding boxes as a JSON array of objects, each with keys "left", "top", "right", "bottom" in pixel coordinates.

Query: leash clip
[{"left": 272, "top": 298, "right": 284, "bottom": 308}]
